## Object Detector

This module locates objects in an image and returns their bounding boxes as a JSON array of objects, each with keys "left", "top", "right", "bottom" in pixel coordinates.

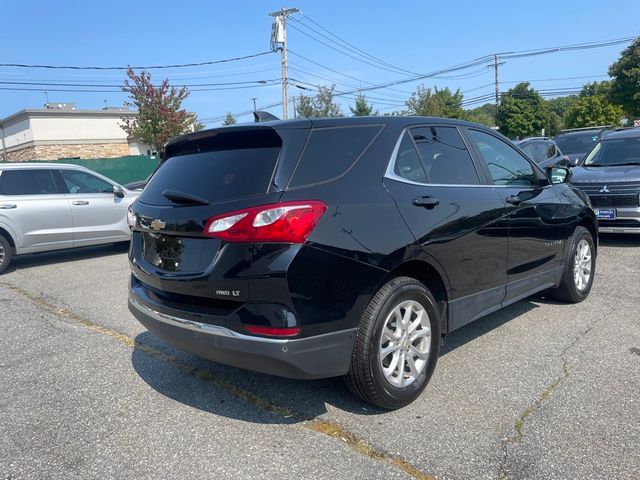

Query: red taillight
[
  {"left": 242, "top": 325, "right": 301, "bottom": 337},
  {"left": 204, "top": 201, "right": 327, "bottom": 243}
]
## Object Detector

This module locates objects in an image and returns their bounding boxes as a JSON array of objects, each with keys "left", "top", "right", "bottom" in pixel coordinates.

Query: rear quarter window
[
  {"left": 0, "top": 169, "right": 58, "bottom": 195},
  {"left": 287, "top": 125, "right": 383, "bottom": 189}
]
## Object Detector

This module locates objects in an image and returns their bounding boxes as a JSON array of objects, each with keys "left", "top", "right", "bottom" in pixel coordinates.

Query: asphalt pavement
[{"left": 0, "top": 235, "right": 638, "bottom": 479}]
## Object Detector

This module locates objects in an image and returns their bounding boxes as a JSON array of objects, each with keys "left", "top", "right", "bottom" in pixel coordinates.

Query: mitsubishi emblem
[
  {"left": 150, "top": 219, "right": 166, "bottom": 231},
  {"left": 598, "top": 185, "right": 609, "bottom": 193}
]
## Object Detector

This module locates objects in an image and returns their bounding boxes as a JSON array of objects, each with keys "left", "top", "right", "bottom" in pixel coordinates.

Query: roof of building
[{"left": 0, "top": 107, "right": 137, "bottom": 126}]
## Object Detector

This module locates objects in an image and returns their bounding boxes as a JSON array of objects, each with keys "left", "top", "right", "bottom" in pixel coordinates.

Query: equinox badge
[{"left": 150, "top": 219, "right": 166, "bottom": 231}]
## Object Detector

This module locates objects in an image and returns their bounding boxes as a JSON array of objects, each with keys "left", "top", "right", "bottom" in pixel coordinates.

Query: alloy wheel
[
  {"left": 573, "top": 238, "right": 592, "bottom": 291},
  {"left": 378, "top": 300, "right": 431, "bottom": 387}
]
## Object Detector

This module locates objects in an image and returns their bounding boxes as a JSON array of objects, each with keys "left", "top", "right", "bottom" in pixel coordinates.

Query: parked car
[
  {"left": 570, "top": 127, "right": 640, "bottom": 233},
  {"left": 0, "top": 163, "right": 138, "bottom": 273},
  {"left": 554, "top": 128, "right": 606, "bottom": 165},
  {"left": 127, "top": 117, "right": 597, "bottom": 409},
  {"left": 516, "top": 137, "right": 569, "bottom": 169}
]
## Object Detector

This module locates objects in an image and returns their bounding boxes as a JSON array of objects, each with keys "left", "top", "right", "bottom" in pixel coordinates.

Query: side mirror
[
  {"left": 547, "top": 166, "right": 572, "bottom": 184},
  {"left": 113, "top": 185, "right": 126, "bottom": 198}
]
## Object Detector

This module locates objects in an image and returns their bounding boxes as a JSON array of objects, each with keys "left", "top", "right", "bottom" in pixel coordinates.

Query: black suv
[
  {"left": 127, "top": 117, "right": 597, "bottom": 409},
  {"left": 554, "top": 128, "right": 605, "bottom": 165},
  {"left": 571, "top": 127, "right": 640, "bottom": 233}
]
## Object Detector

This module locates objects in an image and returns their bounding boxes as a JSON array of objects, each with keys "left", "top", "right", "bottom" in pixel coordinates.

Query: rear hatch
[{"left": 129, "top": 125, "right": 306, "bottom": 309}]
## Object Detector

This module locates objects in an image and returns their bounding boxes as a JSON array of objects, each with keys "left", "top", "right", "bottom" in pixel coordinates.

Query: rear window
[
  {"left": 288, "top": 125, "right": 382, "bottom": 189},
  {"left": 139, "top": 129, "right": 282, "bottom": 206},
  {"left": 0, "top": 169, "right": 58, "bottom": 195}
]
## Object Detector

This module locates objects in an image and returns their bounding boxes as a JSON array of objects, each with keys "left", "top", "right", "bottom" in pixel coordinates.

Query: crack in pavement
[
  {"left": 0, "top": 281, "right": 433, "bottom": 480},
  {"left": 496, "top": 300, "right": 621, "bottom": 480}
]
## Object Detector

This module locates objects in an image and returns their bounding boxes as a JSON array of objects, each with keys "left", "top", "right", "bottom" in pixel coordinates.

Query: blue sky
[{"left": 1, "top": 0, "right": 638, "bottom": 125}]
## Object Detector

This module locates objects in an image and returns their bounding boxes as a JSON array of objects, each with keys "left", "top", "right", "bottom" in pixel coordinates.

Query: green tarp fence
[{"left": 12, "top": 155, "right": 160, "bottom": 185}]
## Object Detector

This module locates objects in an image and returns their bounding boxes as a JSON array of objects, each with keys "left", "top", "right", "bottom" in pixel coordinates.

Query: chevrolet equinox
[{"left": 127, "top": 117, "right": 597, "bottom": 409}]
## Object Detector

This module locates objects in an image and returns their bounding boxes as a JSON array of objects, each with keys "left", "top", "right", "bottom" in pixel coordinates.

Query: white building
[{"left": 0, "top": 104, "right": 152, "bottom": 161}]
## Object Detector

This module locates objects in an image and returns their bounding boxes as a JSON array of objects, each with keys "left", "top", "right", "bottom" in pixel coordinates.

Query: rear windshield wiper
[{"left": 162, "top": 189, "right": 210, "bottom": 205}]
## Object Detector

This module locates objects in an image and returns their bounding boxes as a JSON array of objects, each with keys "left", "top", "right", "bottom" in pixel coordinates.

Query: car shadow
[
  {"left": 598, "top": 233, "right": 640, "bottom": 248},
  {"left": 2, "top": 242, "right": 130, "bottom": 274},
  {"left": 131, "top": 297, "right": 540, "bottom": 423}
]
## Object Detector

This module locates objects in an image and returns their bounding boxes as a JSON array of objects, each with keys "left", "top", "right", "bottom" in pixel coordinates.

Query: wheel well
[
  {"left": 578, "top": 217, "right": 598, "bottom": 253},
  {"left": 385, "top": 260, "right": 449, "bottom": 333},
  {"left": 0, "top": 227, "right": 15, "bottom": 251}
]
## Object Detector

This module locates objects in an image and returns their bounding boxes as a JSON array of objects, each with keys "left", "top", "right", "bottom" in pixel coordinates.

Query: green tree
[
  {"left": 496, "top": 82, "right": 547, "bottom": 138},
  {"left": 221, "top": 112, "right": 237, "bottom": 126},
  {"left": 463, "top": 103, "right": 496, "bottom": 127},
  {"left": 565, "top": 95, "right": 623, "bottom": 129},
  {"left": 433, "top": 87, "right": 464, "bottom": 118},
  {"left": 608, "top": 38, "right": 640, "bottom": 119},
  {"left": 404, "top": 85, "right": 443, "bottom": 116},
  {"left": 295, "top": 85, "right": 343, "bottom": 118},
  {"left": 295, "top": 95, "right": 316, "bottom": 118},
  {"left": 350, "top": 93, "right": 378, "bottom": 116},
  {"left": 120, "top": 68, "right": 197, "bottom": 152}
]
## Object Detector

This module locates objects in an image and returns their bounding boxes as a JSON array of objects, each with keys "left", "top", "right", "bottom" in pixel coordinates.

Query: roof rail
[{"left": 558, "top": 125, "right": 611, "bottom": 133}]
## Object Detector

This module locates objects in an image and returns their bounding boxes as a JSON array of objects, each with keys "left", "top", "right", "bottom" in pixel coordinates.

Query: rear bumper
[{"left": 128, "top": 294, "right": 356, "bottom": 380}]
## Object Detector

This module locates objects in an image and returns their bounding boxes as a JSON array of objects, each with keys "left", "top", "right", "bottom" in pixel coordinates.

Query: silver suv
[{"left": 0, "top": 163, "right": 138, "bottom": 273}]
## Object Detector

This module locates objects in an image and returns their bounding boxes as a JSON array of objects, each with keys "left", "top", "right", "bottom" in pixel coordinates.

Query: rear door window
[
  {"left": 0, "top": 169, "right": 58, "bottom": 195},
  {"left": 410, "top": 126, "right": 480, "bottom": 185},
  {"left": 139, "top": 129, "right": 282, "bottom": 206},
  {"left": 288, "top": 125, "right": 382, "bottom": 189}
]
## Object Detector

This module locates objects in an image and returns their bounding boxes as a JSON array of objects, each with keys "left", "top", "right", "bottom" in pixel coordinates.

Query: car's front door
[
  {"left": 56, "top": 168, "right": 130, "bottom": 246},
  {"left": 384, "top": 125, "right": 508, "bottom": 331},
  {"left": 465, "top": 129, "right": 568, "bottom": 305},
  {"left": 0, "top": 168, "right": 73, "bottom": 252}
]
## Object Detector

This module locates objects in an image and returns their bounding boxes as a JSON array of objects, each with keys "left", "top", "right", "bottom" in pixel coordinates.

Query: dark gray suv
[{"left": 570, "top": 128, "right": 640, "bottom": 233}]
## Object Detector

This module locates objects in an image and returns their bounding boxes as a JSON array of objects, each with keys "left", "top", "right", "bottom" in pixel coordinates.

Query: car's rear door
[
  {"left": 56, "top": 168, "right": 130, "bottom": 246},
  {"left": 0, "top": 168, "right": 73, "bottom": 252},
  {"left": 464, "top": 128, "right": 568, "bottom": 304},
  {"left": 383, "top": 125, "right": 508, "bottom": 331}
]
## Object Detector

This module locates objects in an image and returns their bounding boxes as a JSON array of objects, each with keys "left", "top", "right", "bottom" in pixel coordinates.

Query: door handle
[
  {"left": 0, "top": 204, "right": 17, "bottom": 209},
  {"left": 72, "top": 200, "right": 89, "bottom": 206},
  {"left": 505, "top": 195, "right": 522, "bottom": 205},
  {"left": 412, "top": 196, "right": 439, "bottom": 209}
]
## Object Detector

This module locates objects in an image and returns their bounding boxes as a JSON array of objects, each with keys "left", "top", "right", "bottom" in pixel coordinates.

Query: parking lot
[{"left": 0, "top": 235, "right": 638, "bottom": 479}]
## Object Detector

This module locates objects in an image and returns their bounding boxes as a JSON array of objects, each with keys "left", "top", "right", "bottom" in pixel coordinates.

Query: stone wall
[
  {"left": 6, "top": 143, "right": 130, "bottom": 161},
  {"left": 6, "top": 146, "right": 37, "bottom": 161}
]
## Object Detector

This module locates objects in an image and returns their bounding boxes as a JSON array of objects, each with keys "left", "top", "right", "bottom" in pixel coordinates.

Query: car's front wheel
[
  {"left": 0, "top": 235, "right": 13, "bottom": 275},
  {"left": 345, "top": 276, "right": 441, "bottom": 409}
]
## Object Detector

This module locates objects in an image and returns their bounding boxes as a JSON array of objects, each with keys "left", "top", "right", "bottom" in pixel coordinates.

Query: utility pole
[
  {"left": 251, "top": 97, "right": 257, "bottom": 112},
  {"left": 292, "top": 96, "right": 297, "bottom": 118},
  {"left": 490, "top": 54, "right": 505, "bottom": 123},
  {"left": 269, "top": 7, "right": 299, "bottom": 119},
  {"left": 493, "top": 54, "right": 499, "bottom": 107}
]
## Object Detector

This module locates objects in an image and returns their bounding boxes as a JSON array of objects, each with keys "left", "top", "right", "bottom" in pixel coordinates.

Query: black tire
[
  {"left": 345, "top": 276, "right": 441, "bottom": 409},
  {"left": 0, "top": 234, "right": 13, "bottom": 275},
  {"left": 549, "top": 226, "right": 595, "bottom": 303}
]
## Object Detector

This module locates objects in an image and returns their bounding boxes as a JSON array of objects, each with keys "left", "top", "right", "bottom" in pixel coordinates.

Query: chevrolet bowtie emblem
[
  {"left": 150, "top": 219, "right": 166, "bottom": 231},
  {"left": 599, "top": 185, "right": 610, "bottom": 193}
]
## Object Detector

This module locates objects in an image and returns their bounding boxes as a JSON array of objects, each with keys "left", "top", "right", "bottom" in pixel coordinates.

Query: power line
[
  {"left": 0, "top": 51, "right": 274, "bottom": 70},
  {"left": 0, "top": 79, "right": 280, "bottom": 88},
  {"left": 295, "top": 14, "right": 419, "bottom": 75},
  {"left": 289, "top": 19, "right": 416, "bottom": 76}
]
